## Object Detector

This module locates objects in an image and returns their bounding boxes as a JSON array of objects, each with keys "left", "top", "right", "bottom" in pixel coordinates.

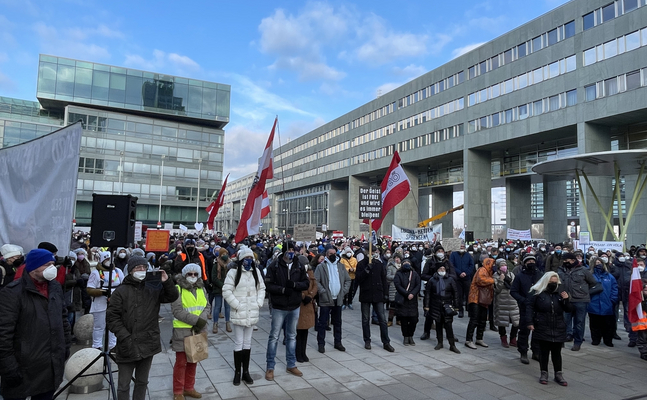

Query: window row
[
  {"left": 468, "top": 20, "right": 575, "bottom": 80},
  {"left": 584, "top": 68, "right": 646, "bottom": 101},
  {"left": 318, "top": 141, "right": 350, "bottom": 158},
  {"left": 77, "top": 180, "right": 217, "bottom": 202},
  {"left": 583, "top": 0, "right": 645, "bottom": 31},
  {"left": 398, "top": 124, "right": 465, "bottom": 153},
  {"left": 351, "top": 124, "right": 396, "bottom": 147},
  {"left": 468, "top": 55, "right": 576, "bottom": 107},
  {"left": 397, "top": 98, "right": 464, "bottom": 132},
  {"left": 78, "top": 157, "right": 104, "bottom": 174},
  {"left": 467, "top": 90, "right": 577, "bottom": 133},
  {"left": 79, "top": 137, "right": 221, "bottom": 163},
  {"left": 583, "top": 28, "right": 647, "bottom": 66},
  {"left": 276, "top": 152, "right": 319, "bottom": 175},
  {"left": 1, "top": 120, "right": 58, "bottom": 148},
  {"left": 397, "top": 70, "right": 465, "bottom": 109},
  {"left": 351, "top": 146, "right": 394, "bottom": 166}
]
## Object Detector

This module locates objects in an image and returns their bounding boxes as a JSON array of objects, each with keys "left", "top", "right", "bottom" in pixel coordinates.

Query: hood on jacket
[{"left": 482, "top": 258, "right": 495, "bottom": 274}]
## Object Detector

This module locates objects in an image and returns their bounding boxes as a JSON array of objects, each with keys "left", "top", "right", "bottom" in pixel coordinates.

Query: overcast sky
[{"left": 0, "top": 0, "right": 569, "bottom": 180}]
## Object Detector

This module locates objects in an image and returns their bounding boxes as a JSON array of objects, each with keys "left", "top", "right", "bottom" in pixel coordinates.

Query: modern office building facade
[
  {"left": 0, "top": 55, "right": 229, "bottom": 226},
  {"left": 265, "top": 0, "right": 647, "bottom": 245}
]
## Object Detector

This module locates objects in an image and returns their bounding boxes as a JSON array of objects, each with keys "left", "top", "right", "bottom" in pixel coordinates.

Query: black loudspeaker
[
  {"left": 90, "top": 194, "right": 138, "bottom": 248},
  {"left": 465, "top": 231, "right": 474, "bottom": 242}
]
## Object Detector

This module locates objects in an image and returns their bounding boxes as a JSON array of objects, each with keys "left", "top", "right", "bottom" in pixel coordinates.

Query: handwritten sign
[
  {"left": 145, "top": 230, "right": 171, "bottom": 252},
  {"left": 359, "top": 186, "right": 382, "bottom": 220}
]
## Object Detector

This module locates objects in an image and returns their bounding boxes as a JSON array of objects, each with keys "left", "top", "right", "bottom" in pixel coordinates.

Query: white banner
[
  {"left": 0, "top": 122, "right": 83, "bottom": 255},
  {"left": 507, "top": 228, "right": 532, "bottom": 241},
  {"left": 392, "top": 224, "right": 442, "bottom": 242},
  {"left": 576, "top": 240, "right": 623, "bottom": 252}
]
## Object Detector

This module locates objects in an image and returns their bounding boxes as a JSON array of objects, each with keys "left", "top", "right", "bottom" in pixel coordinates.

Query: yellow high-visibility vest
[{"left": 173, "top": 285, "right": 207, "bottom": 329}]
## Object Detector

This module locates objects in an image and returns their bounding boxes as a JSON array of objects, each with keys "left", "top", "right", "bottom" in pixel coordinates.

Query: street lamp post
[
  {"left": 282, "top": 208, "right": 289, "bottom": 230},
  {"left": 305, "top": 206, "right": 312, "bottom": 224},
  {"left": 195, "top": 158, "right": 202, "bottom": 223}
]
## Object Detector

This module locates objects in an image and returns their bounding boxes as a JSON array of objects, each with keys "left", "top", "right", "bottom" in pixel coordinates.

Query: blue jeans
[
  {"left": 212, "top": 294, "right": 230, "bottom": 323},
  {"left": 266, "top": 307, "right": 299, "bottom": 370},
  {"left": 564, "top": 301, "right": 588, "bottom": 345}
]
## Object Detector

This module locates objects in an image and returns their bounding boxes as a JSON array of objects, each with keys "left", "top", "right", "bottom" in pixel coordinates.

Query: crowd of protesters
[{"left": 2, "top": 230, "right": 647, "bottom": 398}]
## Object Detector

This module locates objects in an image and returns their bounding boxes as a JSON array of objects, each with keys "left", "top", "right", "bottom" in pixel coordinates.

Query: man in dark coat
[
  {"left": 510, "top": 254, "right": 542, "bottom": 364},
  {"left": 450, "top": 243, "right": 475, "bottom": 318},
  {"left": 355, "top": 247, "right": 395, "bottom": 352},
  {"left": 0, "top": 249, "right": 71, "bottom": 400},
  {"left": 420, "top": 245, "right": 455, "bottom": 340},
  {"left": 107, "top": 257, "right": 178, "bottom": 400}
]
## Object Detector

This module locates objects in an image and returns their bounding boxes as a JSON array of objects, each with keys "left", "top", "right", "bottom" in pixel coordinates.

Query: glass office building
[{"left": 0, "top": 55, "right": 229, "bottom": 226}]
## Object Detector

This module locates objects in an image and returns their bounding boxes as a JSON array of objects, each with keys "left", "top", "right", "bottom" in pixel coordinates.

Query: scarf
[
  {"left": 325, "top": 259, "right": 341, "bottom": 300},
  {"left": 435, "top": 274, "right": 446, "bottom": 297}
]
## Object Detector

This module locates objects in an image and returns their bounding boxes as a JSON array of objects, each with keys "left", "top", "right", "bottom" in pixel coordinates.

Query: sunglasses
[{"left": 185, "top": 273, "right": 199, "bottom": 277}]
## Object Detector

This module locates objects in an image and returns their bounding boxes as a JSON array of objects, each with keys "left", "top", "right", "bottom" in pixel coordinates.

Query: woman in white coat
[{"left": 222, "top": 246, "right": 265, "bottom": 386}]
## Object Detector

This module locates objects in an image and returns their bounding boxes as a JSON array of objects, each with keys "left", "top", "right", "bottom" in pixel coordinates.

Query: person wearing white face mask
[
  {"left": 114, "top": 247, "right": 129, "bottom": 272},
  {"left": 87, "top": 251, "right": 125, "bottom": 350},
  {"left": 171, "top": 263, "right": 211, "bottom": 397},
  {"left": 424, "top": 265, "right": 460, "bottom": 353},
  {"left": 0, "top": 249, "right": 72, "bottom": 399},
  {"left": 107, "top": 255, "right": 177, "bottom": 400}
]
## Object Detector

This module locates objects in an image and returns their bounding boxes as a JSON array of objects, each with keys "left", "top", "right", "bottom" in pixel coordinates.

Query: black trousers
[
  {"left": 344, "top": 279, "right": 357, "bottom": 305},
  {"left": 296, "top": 329, "right": 309, "bottom": 360},
  {"left": 466, "top": 303, "right": 488, "bottom": 341},
  {"left": 399, "top": 316, "right": 418, "bottom": 337},
  {"left": 435, "top": 314, "right": 455, "bottom": 343},
  {"left": 517, "top": 307, "right": 540, "bottom": 355},
  {"left": 456, "top": 278, "right": 471, "bottom": 312},
  {"left": 589, "top": 313, "right": 615, "bottom": 345},
  {"left": 498, "top": 325, "right": 519, "bottom": 338},
  {"left": 537, "top": 339, "right": 563, "bottom": 373}
]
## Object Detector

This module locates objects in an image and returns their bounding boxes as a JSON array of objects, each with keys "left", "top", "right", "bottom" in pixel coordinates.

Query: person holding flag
[
  {"left": 371, "top": 151, "right": 411, "bottom": 232},
  {"left": 628, "top": 257, "right": 647, "bottom": 360}
]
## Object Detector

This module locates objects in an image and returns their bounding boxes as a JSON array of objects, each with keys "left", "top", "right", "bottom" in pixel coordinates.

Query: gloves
[
  {"left": 303, "top": 296, "right": 312, "bottom": 305},
  {"left": 3, "top": 370, "right": 22, "bottom": 388},
  {"left": 194, "top": 318, "right": 207, "bottom": 332},
  {"left": 101, "top": 288, "right": 111, "bottom": 296},
  {"left": 286, "top": 280, "right": 296, "bottom": 289}
]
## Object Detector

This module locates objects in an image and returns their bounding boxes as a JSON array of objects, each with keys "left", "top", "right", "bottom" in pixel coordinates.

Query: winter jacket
[
  {"left": 450, "top": 251, "right": 475, "bottom": 281},
  {"left": 265, "top": 256, "right": 308, "bottom": 311},
  {"left": 355, "top": 257, "right": 389, "bottom": 303},
  {"left": 610, "top": 259, "right": 633, "bottom": 303},
  {"left": 297, "top": 268, "right": 318, "bottom": 330},
  {"left": 587, "top": 268, "right": 618, "bottom": 316},
  {"left": 545, "top": 253, "right": 563, "bottom": 272},
  {"left": 510, "top": 265, "right": 543, "bottom": 324},
  {"left": 314, "top": 258, "right": 351, "bottom": 307},
  {"left": 493, "top": 271, "right": 520, "bottom": 328},
  {"left": 171, "top": 275, "right": 211, "bottom": 352},
  {"left": 468, "top": 258, "right": 495, "bottom": 305},
  {"left": 386, "top": 259, "right": 399, "bottom": 302},
  {"left": 106, "top": 274, "right": 179, "bottom": 363},
  {"left": 222, "top": 267, "right": 266, "bottom": 327},
  {"left": 557, "top": 263, "right": 598, "bottom": 302},
  {"left": 424, "top": 273, "right": 458, "bottom": 322},
  {"left": 394, "top": 268, "right": 421, "bottom": 317},
  {"left": 526, "top": 288, "right": 573, "bottom": 342},
  {"left": 339, "top": 255, "right": 357, "bottom": 280},
  {"left": 421, "top": 257, "right": 456, "bottom": 281},
  {"left": 0, "top": 275, "right": 71, "bottom": 399},
  {"left": 210, "top": 257, "right": 229, "bottom": 296}
]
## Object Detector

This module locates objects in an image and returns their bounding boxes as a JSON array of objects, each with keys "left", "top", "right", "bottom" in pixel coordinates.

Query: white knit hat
[
  {"left": 99, "top": 251, "right": 111, "bottom": 263},
  {"left": 1, "top": 244, "right": 23, "bottom": 259},
  {"left": 237, "top": 245, "right": 254, "bottom": 260},
  {"left": 68, "top": 251, "right": 78, "bottom": 262},
  {"left": 182, "top": 263, "right": 202, "bottom": 278}
]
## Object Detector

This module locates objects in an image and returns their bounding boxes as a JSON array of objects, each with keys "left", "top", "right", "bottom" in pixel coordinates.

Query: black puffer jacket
[
  {"left": 510, "top": 266, "right": 543, "bottom": 324},
  {"left": 0, "top": 275, "right": 71, "bottom": 398},
  {"left": 394, "top": 268, "right": 421, "bottom": 317},
  {"left": 424, "top": 273, "right": 458, "bottom": 322},
  {"left": 526, "top": 287, "right": 573, "bottom": 342},
  {"left": 265, "top": 256, "right": 309, "bottom": 311},
  {"left": 355, "top": 257, "right": 389, "bottom": 303},
  {"left": 106, "top": 274, "right": 179, "bottom": 363}
]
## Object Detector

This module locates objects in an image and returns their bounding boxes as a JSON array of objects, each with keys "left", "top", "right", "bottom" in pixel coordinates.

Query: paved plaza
[{"left": 61, "top": 301, "right": 647, "bottom": 400}]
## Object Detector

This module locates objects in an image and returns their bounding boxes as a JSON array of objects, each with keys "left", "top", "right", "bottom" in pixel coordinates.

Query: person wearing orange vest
[
  {"left": 635, "top": 277, "right": 647, "bottom": 361},
  {"left": 171, "top": 263, "right": 210, "bottom": 399},
  {"left": 174, "top": 239, "right": 208, "bottom": 285}
]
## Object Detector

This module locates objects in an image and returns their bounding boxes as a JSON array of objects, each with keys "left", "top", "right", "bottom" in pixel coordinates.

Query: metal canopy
[{"left": 531, "top": 150, "right": 647, "bottom": 246}]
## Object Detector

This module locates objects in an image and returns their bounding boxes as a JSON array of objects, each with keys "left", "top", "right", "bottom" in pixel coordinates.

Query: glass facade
[
  {"left": 37, "top": 55, "right": 230, "bottom": 124},
  {"left": 1, "top": 55, "right": 229, "bottom": 227}
]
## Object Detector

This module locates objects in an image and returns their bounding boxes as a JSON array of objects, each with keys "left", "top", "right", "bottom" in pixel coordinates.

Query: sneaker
[
  {"left": 226, "top": 322, "right": 232, "bottom": 333},
  {"left": 334, "top": 343, "right": 346, "bottom": 352},
  {"left": 212, "top": 323, "right": 218, "bottom": 334},
  {"left": 520, "top": 353, "right": 529, "bottom": 364},
  {"left": 465, "top": 341, "right": 477, "bottom": 349},
  {"left": 475, "top": 340, "right": 488, "bottom": 348},
  {"left": 383, "top": 343, "right": 395, "bottom": 352},
  {"left": 286, "top": 367, "right": 303, "bottom": 377},
  {"left": 265, "top": 369, "right": 274, "bottom": 381},
  {"left": 348, "top": 304, "right": 354, "bottom": 310},
  {"left": 539, "top": 371, "right": 548, "bottom": 385},
  {"left": 253, "top": 325, "right": 258, "bottom": 331},
  {"left": 365, "top": 341, "right": 371, "bottom": 350}
]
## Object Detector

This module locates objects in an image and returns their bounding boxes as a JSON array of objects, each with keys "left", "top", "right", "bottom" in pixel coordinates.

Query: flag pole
[{"left": 369, "top": 219, "right": 373, "bottom": 265}]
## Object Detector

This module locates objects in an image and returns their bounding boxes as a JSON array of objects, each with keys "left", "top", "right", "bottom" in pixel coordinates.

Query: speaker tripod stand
[{"left": 55, "top": 249, "right": 119, "bottom": 399}]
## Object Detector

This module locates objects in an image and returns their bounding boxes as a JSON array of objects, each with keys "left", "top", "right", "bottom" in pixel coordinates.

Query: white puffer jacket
[{"left": 222, "top": 267, "right": 266, "bottom": 327}]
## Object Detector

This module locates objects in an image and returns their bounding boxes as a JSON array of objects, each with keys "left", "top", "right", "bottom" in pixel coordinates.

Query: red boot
[
  {"left": 500, "top": 335, "right": 509, "bottom": 348},
  {"left": 509, "top": 336, "right": 517, "bottom": 347}
]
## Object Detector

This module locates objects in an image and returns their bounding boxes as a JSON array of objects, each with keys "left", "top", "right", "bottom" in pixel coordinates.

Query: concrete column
[
  {"left": 543, "top": 176, "right": 567, "bottom": 243},
  {"left": 348, "top": 175, "right": 371, "bottom": 236},
  {"left": 329, "top": 183, "right": 349, "bottom": 234},
  {"left": 577, "top": 122, "right": 612, "bottom": 241},
  {"left": 464, "top": 149, "right": 491, "bottom": 240},
  {"left": 393, "top": 165, "right": 419, "bottom": 230},
  {"left": 432, "top": 186, "right": 454, "bottom": 239},
  {"left": 418, "top": 192, "right": 430, "bottom": 222},
  {"left": 623, "top": 175, "right": 647, "bottom": 247},
  {"left": 506, "top": 176, "right": 532, "bottom": 232}
]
